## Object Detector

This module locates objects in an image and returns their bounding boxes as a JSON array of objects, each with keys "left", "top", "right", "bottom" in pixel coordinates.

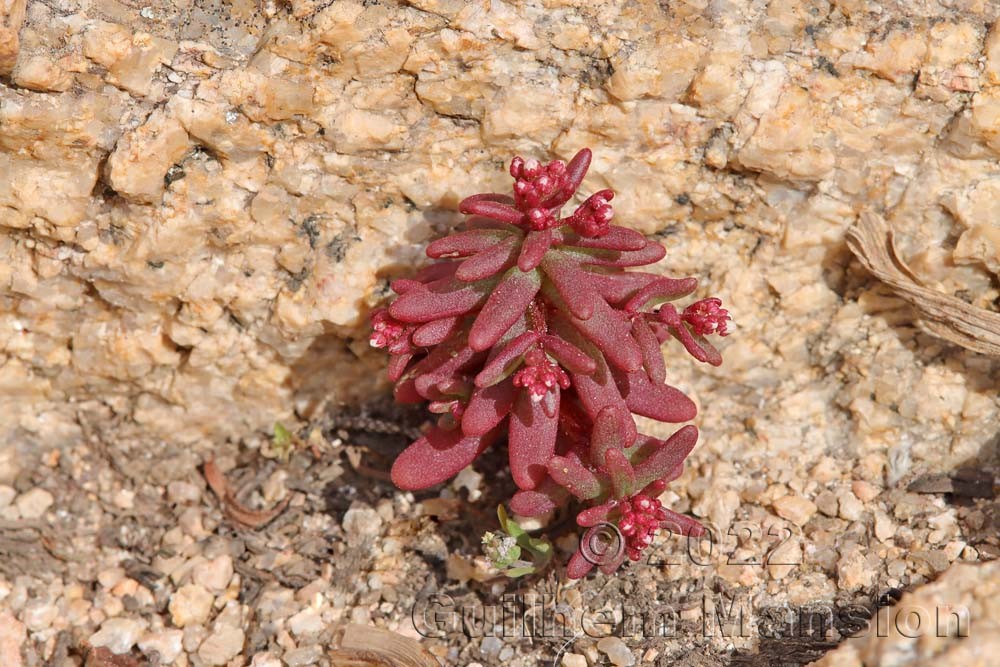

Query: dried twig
[
  {"left": 846, "top": 211, "right": 1000, "bottom": 357},
  {"left": 328, "top": 624, "right": 438, "bottom": 667},
  {"left": 203, "top": 459, "right": 290, "bottom": 529}
]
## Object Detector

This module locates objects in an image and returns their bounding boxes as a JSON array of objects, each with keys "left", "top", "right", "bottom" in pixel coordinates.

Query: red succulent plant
[{"left": 369, "top": 148, "right": 730, "bottom": 577}]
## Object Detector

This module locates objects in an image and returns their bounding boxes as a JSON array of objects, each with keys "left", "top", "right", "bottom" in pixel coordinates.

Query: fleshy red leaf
[
  {"left": 389, "top": 278, "right": 492, "bottom": 323},
  {"left": 462, "top": 380, "right": 516, "bottom": 436},
  {"left": 581, "top": 241, "right": 667, "bottom": 268},
  {"left": 427, "top": 230, "right": 511, "bottom": 259},
  {"left": 633, "top": 425, "right": 699, "bottom": 489},
  {"left": 541, "top": 335, "right": 596, "bottom": 375},
  {"left": 660, "top": 510, "right": 705, "bottom": 537},
  {"left": 509, "top": 389, "right": 559, "bottom": 490},
  {"left": 590, "top": 405, "right": 631, "bottom": 464},
  {"left": 474, "top": 330, "right": 540, "bottom": 387},
  {"left": 604, "top": 448, "right": 636, "bottom": 498},
  {"left": 631, "top": 315, "right": 665, "bottom": 384},
  {"left": 562, "top": 226, "right": 646, "bottom": 251},
  {"left": 584, "top": 271, "right": 662, "bottom": 305},
  {"left": 391, "top": 427, "right": 495, "bottom": 490},
  {"left": 549, "top": 314, "right": 638, "bottom": 445},
  {"left": 566, "top": 296, "right": 642, "bottom": 372},
  {"left": 546, "top": 455, "right": 602, "bottom": 499},
  {"left": 576, "top": 502, "right": 614, "bottom": 527},
  {"left": 545, "top": 148, "right": 592, "bottom": 209},
  {"left": 614, "top": 368, "right": 697, "bottom": 423},
  {"left": 541, "top": 252, "right": 595, "bottom": 320},
  {"left": 387, "top": 353, "right": 414, "bottom": 383},
  {"left": 566, "top": 549, "right": 596, "bottom": 579},
  {"left": 456, "top": 235, "right": 519, "bottom": 281},
  {"left": 412, "top": 317, "right": 461, "bottom": 347},
  {"left": 518, "top": 229, "right": 553, "bottom": 272},
  {"left": 623, "top": 276, "right": 699, "bottom": 313},
  {"left": 458, "top": 198, "right": 525, "bottom": 224},
  {"left": 510, "top": 482, "right": 566, "bottom": 516},
  {"left": 468, "top": 268, "right": 541, "bottom": 351}
]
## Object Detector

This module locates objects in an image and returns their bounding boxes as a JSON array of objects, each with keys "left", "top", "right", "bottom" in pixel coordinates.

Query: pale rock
[
  {"left": 342, "top": 503, "right": 383, "bottom": 546},
  {"left": 198, "top": 626, "right": 245, "bottom": 666},
  {"left": 873, "top": 510, "right": 896, "bottom": 542},
  {"left": 250, "top": 653, "right": 284, "bottom": 667},
  {"left": 597, "top": 636, "right": 635, "bottom": 666},
  {"left": 561, "top": 653, "right": 588, "bottom": 667},
  {"left": 82, "top": 22, "right": 178, "bottom": 97},
  {"left": 169, "top": 584, "right": 214, "bottom": 627},
  {"left": 192, "top": 555, "right": 234, "bottom": 593},
  {"left": 605, "top": 32, "right": 704, "bottom": 102},
  {"left": 106, "top": 109, "right": 191, "bottom": 203},
  {"left": 14, "top": 488, "right": 53, "bottom": 519},
  {"left": 89, "top": 617, "right": 148, "bottom": 655},
  {"left": 284, "top": 645, "right": 324, "bottom": 666},
  {"left": 837, "top": 547, "right": 875, "bottom": 591},
  {"left": 167, "top": 481, "right": 201, "bottom": 504},
  {"left": 851, "top": 481, "right": 880, "bottom": 503},
  {"left": 0, "top": 0, "right": 26, "bottom": 75},
  {"left": 0, "top": 612, "right": 26, "bottom": 667},
  {"left": 767, "top": 536, "right": 801, "bottom": 581},
  {"left": 138, "top": 629, "right": 184, "bottom": 664},
  {"left": 21, "top": 599, "right": 57, "bottom": 631},
  {"left": 815, "top": 491, "right": 839, "bottom": 517},
  {"left": 288, "top": 607, "right": 324, "bottom": 636},
  {"left": 837, "top": 491, "right": 865, "bottom": 522},
  {"left": 772, "top": 495, "right": 817, "bottom": 526},
  {"left": 11, "top": 54, "right": 71, "bottom": 92},
  {"left": 0, "top": 485, "right": 14, "bottom": 508}
]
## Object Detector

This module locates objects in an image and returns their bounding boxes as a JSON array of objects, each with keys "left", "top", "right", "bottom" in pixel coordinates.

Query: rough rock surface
[{"left": 1, "top": 0, "right": 999, "bottom": 665}]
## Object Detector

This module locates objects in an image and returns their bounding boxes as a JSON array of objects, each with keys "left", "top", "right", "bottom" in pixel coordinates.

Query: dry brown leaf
[
  {"left": 846, "top": 211, "right": 1000, "bottom": 357},
  {"left": 328, "top": 624, "right": 439, "bottom": 667},
  {"left": 203, "top": 459, "right": 291, "bottom": 529},
  {"left": 84, "top": 646, "right": 139, "bottom": 667}
]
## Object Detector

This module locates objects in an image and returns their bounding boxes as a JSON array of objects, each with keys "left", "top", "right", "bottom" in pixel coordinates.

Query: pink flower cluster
[{"left": 370, "top": 149, "right": 730, "bottom": 576}]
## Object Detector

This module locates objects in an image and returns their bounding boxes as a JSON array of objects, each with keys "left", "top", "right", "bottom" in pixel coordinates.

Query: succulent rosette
[{"left": 370, "top": 148, "right": 730, "bottom": 577}]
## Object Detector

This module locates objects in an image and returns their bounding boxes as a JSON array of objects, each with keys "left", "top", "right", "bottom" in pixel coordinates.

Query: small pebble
[
  {"left": 89, "top": 617, "right": 147, "bottom": 655},
  {"left": 167, "top": 481, "right": 201, "bottom": 504},
  {"left": 562, "top": 654, "right": 588, "bottom": 667},
  {"left": 15, "top": 488, "right": 53, "bottom": 519},
  {"left": 193, "top": 555, "right": 234, "bottom": 593},
  {"left": 837, "top": 491, "right": 864, "bottom": 521},
  {"left": 284, "top": 645, "right": 324, "bottom": 666},
  {"left": 480, "top": 636, "right": 503, "bottom": 657},
  {"left": 772, "top": 495, "right": 817, "bottom": 526},
  {"left": 288, "top": 608, "right": 324, "bottom": 636},
  {"left": 0, "top": 485, "right": 15, "bottom": 508},
  {"left": 169, "top": 584, "right": 214, "bottom": 627},
  {"left": 139, "top": 629, "right": 184, "bottom": 664},
  {"left": 597, "top": 636, "right": 635, "bottom": 666},
  {"left": 198, "top": 626, "right": 245, "bottom": 666},
  {"left": 342, "top": 504, "right": 383, "bottom": 546}
]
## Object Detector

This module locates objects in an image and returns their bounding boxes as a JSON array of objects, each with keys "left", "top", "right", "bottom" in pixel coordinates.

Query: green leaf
[
  {"left": 273, "top": 422, "right": 292, "bottom": 447},
  {"left": 504, "top": 566, "right": 536, "bottom": 578}
]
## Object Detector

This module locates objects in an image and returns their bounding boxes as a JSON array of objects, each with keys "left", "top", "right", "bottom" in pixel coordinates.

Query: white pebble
[
  {"left": 89, "top": 617, "right": 147, "bottom": 655},
  {"left": 139, "top": 629, "right": 184, "bottom": 663},
  {"left": 193, "top": 555, "right": 234, "bottom": 593},
  {"left": 15, "top": 488, "right": 53, "bottom": 519},
  {"left": 288, "top": 608, "right": 324, "bottom": 636},
  {"left": 169, "top": 584, "right": 214, "bottom": 627},
  {"left": 598, "top": 636, "right": 635, "bottom": 666},
  {"left": 198, "top": 626, "right": 245, "bottom": 666}
]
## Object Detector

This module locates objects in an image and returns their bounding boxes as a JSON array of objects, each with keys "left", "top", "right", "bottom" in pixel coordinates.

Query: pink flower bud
[
  {"left": 682, "top": 298, "right": 731, "bottom": 336},
  {"left": 510, "top": 156, "right": 524, "bottom": 178}
]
